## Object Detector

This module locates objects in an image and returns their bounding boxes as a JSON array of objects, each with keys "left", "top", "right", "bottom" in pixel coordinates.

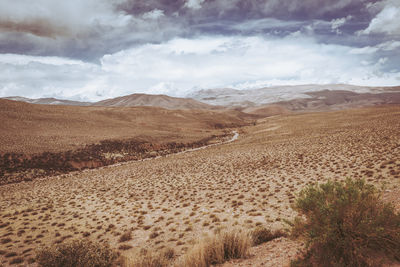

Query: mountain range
[{"left": 3, "top": 84, "right": 400, "bottom": 114}]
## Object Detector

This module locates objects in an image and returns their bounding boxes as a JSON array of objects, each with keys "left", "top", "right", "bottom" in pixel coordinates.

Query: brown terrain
[
  {"left": 3, "top": 93, "right": 219, "bottom": 110},
  {"left": 0, "top": 99, "right": 252, "bottom": 184},
  {"left": 189, "top": 85, "right": 400, "bottom": 116},
  {"left": 237, "top": 90, "right": 400, "bottom": 116},
  {"left": 0, "top": 104, "right": 399, "bottom": 266},
  {"left": 275, "top": 90, "right": 400, "bottom": 111},
  {"left": 94, "top": 93, "right": 217, "bottom": 110}
]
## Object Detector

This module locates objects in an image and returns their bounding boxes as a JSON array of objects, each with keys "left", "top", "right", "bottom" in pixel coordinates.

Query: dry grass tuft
[
  {"left": 178, "top": 230, "right": 251, "bottom": 267},
  {"left": 35, "top": 239, "right": 117, "bottom": 267},
  {"left": 122, "top": 248, "right": 175, "bottom": 267}
]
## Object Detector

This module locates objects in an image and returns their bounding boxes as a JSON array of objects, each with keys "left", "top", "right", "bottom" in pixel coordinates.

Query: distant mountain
[
  {"left": 188, "top": 84, "right": 400, "bottom": 107},
  {"left": 3, "top": 84, "right": 400, "bottom": 113},
  {"left": 93, "top": 93, "right": 217, "bottom": 110},
  {"left": 1, "top": 94, "right": 216, "bottom": 110},
  {"left": 275, "top": 89, "right": 400, "bottom": 111},
  {"left": 3, "top": 96, "right": 91, "bottom": 106}
]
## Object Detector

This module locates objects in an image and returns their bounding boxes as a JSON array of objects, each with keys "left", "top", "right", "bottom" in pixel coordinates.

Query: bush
[
  {"left": 36, "top": 239, "right": 117, "bottom": 267},
  {"left": 251, "top": 226, "right": 287, "bottom": 246},
  {"left": 178, "top": 230, "right": 250, "bottom": 267},
  {"left": 291, "top": 178, "right": 400, "bottom": 267}
]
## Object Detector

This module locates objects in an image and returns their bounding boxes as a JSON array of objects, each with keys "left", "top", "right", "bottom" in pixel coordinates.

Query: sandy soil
[
  {"left": 0, "top": 105, "right": 399, "bottom": 266},
  {"left": 222, "top": 237, "right": 304, "bottom": 267}
]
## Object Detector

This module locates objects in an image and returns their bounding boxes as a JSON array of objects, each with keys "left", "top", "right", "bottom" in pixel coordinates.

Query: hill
[
  {"left": 93, "top": 93, "right": 216, "bottom": 110},
  {"left": 0, "top": 99, "right": 252, "bottom": 183},
  {"left": 2, "top": 93, "right": 218, "bottom": 110},
  {"left": 2, "top": 96, "right": 91, "bottom": 106},
  {"left": 276, "top": 89, "right": 400, "bottom": 111},
  {"left": 189, "top": 84, "right": 400, "bottom": 110},
  {"left": 4, "top": 85, "right": 400, "bottom": 113},
  {"left": 0, "top": 99, "right": 247, "bottom": 154}
]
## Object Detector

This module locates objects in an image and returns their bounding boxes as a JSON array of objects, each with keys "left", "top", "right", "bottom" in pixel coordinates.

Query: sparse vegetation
[
  {"left": 0, "top": 106, "right": 399, "bottom": 266},
  {"left": 178, "top": 230, "right": 251, "bottom": 267},
  {"left": 290, "top": 178, "right": 400, "bottom": 267},
  {"left": 35, "top": 239, "right": 117, "bottom": 267}
]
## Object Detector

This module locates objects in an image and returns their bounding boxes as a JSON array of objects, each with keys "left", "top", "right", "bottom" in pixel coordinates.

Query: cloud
[
  {"left": 184, "top": 0, "right": 205, "bottom": 10},
  {"left": 0, "top": 0, "right": 399, "bottom": 100},
  {"left": 231, "top": 18, "right": 307, "bottom": 33},
  {"left": 0, "top": 0, "right": 132, "bottom": 38},
  {"left": 349, "top": 40, "right": 400, "bottom": 54},
  {"left": 142, "top": 9, "right": 165, "bottom": 20},
  {"left": 0, "top": 0, "right": 139, "bottom": 60},
  {"left": 330, "top": 15, "right": 352, "bottom": 34},
  {"left": 0, "top": 54, "right": 102, "bottom": 101},
  {"left": 360, "top": 0, "right": 400, "bottom": 35},
  {"left": 0, "top": 54, "right": 87, "bottom": 66},
  {"left": 1, "top": 35, "right": 399, "bottom": 101},
  {"left": 0, "top": 0, "right": 379, "bottom": 61}
]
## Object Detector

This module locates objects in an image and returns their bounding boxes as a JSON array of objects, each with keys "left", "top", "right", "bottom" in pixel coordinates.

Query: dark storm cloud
[
  {"left": 0, "top": 0, "right": 399, "bottom": 101},
  {"left": 0, "top": 0, "right": 387, "bottom": 61}
]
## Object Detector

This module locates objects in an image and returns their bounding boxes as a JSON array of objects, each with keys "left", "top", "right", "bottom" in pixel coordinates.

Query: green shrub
[
  {"left": 291, "top": 178, "right": 400, "bottom": 267},
  {"left": 36, "top": 239, "right": 117, "bottom": 267},
  {"left": 251, "top": 226, "right": 287, "bottom": 246}
]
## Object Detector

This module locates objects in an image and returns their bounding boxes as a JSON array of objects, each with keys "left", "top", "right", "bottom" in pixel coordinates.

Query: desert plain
[{"left": 0, "top": 103, "right": 399, "bottom": 266}]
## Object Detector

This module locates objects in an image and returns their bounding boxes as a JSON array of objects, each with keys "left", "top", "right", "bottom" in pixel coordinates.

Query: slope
[{"left": 93, "top": 93, "right": 217, "bottom": 110}]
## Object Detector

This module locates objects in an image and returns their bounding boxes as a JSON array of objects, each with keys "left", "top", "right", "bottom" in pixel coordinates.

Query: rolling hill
[
  {"left": 0, "top": 98, "right": 253, "bottom": 184},
  {"left": 93, "top": 93, "right": 216, "bottom": 110},
  {"left": 188, "top": 84, "right": 400, "bottom": 108},
  {"left": 0, "top": 99, "right": 245, "bottom": 154},
  {"left": 3, "top": 85, "right": 400, "bottom": 116}
]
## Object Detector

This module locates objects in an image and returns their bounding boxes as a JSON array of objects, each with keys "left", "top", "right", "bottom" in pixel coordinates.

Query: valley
[{"left": 0, "top": 105, "right": 399, "bottom": 266}]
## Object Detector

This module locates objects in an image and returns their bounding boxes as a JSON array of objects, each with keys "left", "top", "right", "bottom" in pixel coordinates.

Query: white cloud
[
  {"left": 1, "top": 36, "right": 399, "bottom": 101},
  {"left": 349, "top": 46, "right": 379, "bottom": 55},
  {"left": 184, "top": 0, "right": 205, "bottom": 10},
  {"left": 0, "top": 54, "right": 87, "bottom": 66},
  {"left": 330, "top": 16, "right": 352, "bottom": 34},
  {"left": 0, "top": 54, "right": 102, "bottom": 100},
  {"left": 361, "top": 0, "right": 400, "bottom": 35},
  {"left": 142, "top": 9, "right": 165, "bottom": 20},
  {"left": 232, "top": 18, "right": 306, "bottom": 32},
  {"left": 349, "top": 40, "right": 400, "bottom": 54}
]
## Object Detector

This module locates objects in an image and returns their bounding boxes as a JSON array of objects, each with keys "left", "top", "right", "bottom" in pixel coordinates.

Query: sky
[{"left": 0, "top": 0, "right": 399, "bottom": 101}]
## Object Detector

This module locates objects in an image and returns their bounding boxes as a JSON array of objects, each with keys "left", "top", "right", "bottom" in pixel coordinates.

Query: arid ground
[
  {"left": 0, "top": 105, "right": 399, "bottom": 266},
  {"left": 0, "top": 99, "right": 253, "bottom": 184}
]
